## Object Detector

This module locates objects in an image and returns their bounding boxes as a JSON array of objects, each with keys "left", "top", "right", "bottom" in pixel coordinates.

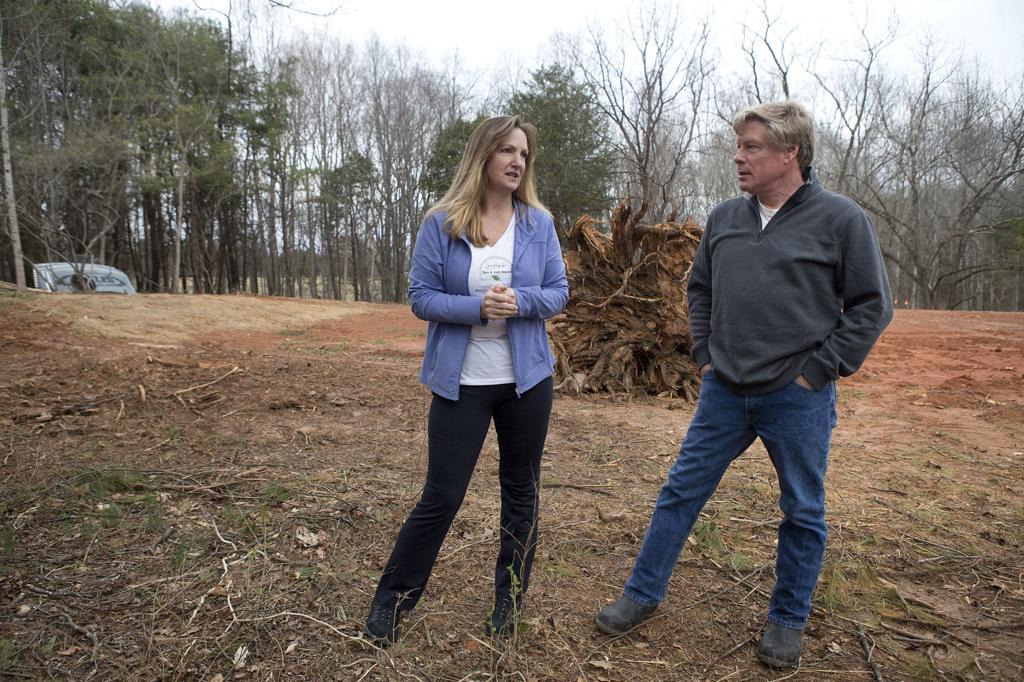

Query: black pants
[{"left": 373, "top": 377, "right": 553, "bottom": 610}]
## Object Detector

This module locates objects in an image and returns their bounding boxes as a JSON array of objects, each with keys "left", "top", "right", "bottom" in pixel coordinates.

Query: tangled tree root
[{"left": 551, "top": 199, "right": 704, "bottom": 400}]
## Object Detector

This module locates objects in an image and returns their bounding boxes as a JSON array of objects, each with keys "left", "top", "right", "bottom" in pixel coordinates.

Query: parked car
[{"left": 31, "top": 262, "right": 137, "bottom": 294}]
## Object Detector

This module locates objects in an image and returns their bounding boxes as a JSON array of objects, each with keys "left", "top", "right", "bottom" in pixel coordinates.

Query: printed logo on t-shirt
[{"left": 474, "top": 256, "right": 512, "bottom": 294}]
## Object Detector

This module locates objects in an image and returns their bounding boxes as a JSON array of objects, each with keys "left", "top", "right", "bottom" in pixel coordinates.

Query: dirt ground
[{"left": 1, "top": 291, "right": 1021, "bottom": 681}]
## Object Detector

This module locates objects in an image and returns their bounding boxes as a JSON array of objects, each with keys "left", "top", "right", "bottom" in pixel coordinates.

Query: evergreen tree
[
  {"left": 422, "top": 116, "right": 485, "bottom": 204},
  {"left": 508, "top": 64, "right": 614, "bottom": 239}
]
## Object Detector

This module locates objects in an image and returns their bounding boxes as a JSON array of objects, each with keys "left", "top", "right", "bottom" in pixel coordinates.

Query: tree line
[{"left": 1, "top": 0, "right": 1022, "bottom": 310}]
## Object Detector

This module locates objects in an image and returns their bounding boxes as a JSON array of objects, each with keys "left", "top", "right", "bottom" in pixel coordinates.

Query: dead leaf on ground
[{"left": 295, "top": 525, "right": 323, "bottom": 547}]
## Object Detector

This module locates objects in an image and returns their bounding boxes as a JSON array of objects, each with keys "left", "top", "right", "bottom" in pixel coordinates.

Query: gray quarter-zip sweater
[{"left": 688, "top": 167, "right": 893, "bottom": 396}]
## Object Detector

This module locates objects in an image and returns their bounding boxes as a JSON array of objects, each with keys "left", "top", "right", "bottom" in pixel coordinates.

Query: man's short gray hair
[{"left": 732, "top": 101, "right": 815, "bottom": 167}]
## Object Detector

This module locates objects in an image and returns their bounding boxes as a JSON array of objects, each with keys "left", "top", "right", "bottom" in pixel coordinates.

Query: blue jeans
[{"left": 624, "top": 371, "right": 837, "bottom": 629}]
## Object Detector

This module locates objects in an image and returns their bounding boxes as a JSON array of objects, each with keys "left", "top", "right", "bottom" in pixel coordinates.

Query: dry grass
[{"left": 1, "top": 291, "right": 1022, "bottom": 680}]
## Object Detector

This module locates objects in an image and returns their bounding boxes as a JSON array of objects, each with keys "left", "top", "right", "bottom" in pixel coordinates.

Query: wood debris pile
[{"left": 550, "top": 200, "right": 704, "bottom": 400}]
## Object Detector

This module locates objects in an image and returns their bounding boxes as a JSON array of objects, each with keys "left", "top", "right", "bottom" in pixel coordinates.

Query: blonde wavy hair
[{"left": 428, "top": 116, "right": 546, "bottom": 246}]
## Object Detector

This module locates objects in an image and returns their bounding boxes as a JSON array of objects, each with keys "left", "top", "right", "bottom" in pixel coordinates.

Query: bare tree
[
  {"left": 571, "top": 2, "right": 714, "bottom": 218},
  {"left": 810, "top": 11, "right": 899, "bottom": 194},
  {"left": 839, "top": 42, "right": 1024, "bottom": 308},
  {"left": 740, "top": 0, "right": 798, "bottom": 101},
  {"left": 357, "top": 40, "right": 456, "bottom": 302}
]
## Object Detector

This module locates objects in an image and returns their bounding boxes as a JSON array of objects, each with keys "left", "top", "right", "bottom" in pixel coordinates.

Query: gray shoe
[
  {"left": 596, "top": 595, "right": 657, "bottom": 635},
  {"left": 757, "top": 622, "right": 804, "bottom": 668}
]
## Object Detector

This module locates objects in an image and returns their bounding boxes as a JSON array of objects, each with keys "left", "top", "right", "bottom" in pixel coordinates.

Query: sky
[{"left": 151, "top": 0, "right": 1024, "bottom": 81}]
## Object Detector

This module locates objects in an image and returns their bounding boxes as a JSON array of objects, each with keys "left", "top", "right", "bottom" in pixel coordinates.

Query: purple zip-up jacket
[{"left": 409, "top": 201, "right": 568, "bottom": 401}]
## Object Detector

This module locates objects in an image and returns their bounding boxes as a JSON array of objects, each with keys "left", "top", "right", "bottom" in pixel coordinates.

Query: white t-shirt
[
  {"left": 460, "top": 216, "right": 516, "bottom": 385},
  {"left": 758, "top": 200, "right": 778, "bottom": 229}
]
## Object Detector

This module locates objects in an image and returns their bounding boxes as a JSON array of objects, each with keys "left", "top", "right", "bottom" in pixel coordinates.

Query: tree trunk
[
  {"left": 173, "top": 156, "right": 185, "bottom": 293},
  {"left": 0, "top": 20, "right": 25, "bottom": 288}
]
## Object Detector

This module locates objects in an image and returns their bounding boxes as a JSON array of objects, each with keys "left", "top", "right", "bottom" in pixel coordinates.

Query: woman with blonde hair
[{"left": 363, "top": 116, "right": 568, "bottom": 645}]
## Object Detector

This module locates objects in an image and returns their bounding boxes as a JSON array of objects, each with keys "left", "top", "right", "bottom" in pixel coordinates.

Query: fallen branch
[
  {"left": 541, "top": 481, "right": 615, "bottom": 496},
  {"left": 172, "top": 366, "right": 242, "bottom": 397},
  {"left": 14, "top": 393, "right": 127, "bottom": 422},
  {"left": 24, "top": 584, "right": 75, "bottom": 597},
  {"left": 59, "top": 610, "right": 100, "bottom": 665},
  {"left": 878, "top": 621, "right": 944, "bottom": 646},
  {"left": 857, "top": 623, "right": 884, "bottom": 682}
]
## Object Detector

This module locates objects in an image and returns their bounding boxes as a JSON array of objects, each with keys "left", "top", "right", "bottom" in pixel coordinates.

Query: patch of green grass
[
  {"left": 879, "top": 585, "right": 946, "bottom": 626},
  {"left": 906, "top": 653, "right": 939, "bottom": 679},
  {"left": 97, "top": 502, "right": 122, "bottom": 527},
  {"left": 0, "top": 638, "right": 15, "bottom": 672},
  {"left": 173, "top": 536, "right": 191, "bottom": 570},
  {"left": 1, "top": 527, "right": 14, "bottom": 556},
  {"left": 296, "top": 566, "right": 319, "bottom": 581},
  {"left": 0, "top": 527, "right": 12, "bottom": 574},
  {"left": 222, "top": 503, "right": 264, "bottom": 536},
  {"left": 914, "top": 505, "right": 951, "bottom": 528},
  {"left": 852, "top": 532, "right": 884, "bottom": 552},
  {"left": 221, "top": 503, "right": 246, "bottom": 527},
  {"left": 278, "top": 327, "right": 307, "bottom": 337},
  {"left": 739, "top": 482, "right": 775, "bottom": 498},
  {"left": 259, "top": 483, "right": 293, "bottom": 505},
  {"left": 728, "top": 552, "right": 754, "bottom": 572},
  {"left": 818, "top": 558, "right": 882, "bottom": 613},
  {"left": 818, "top": 557, "right": 948, "bottom": 633},
  {"left": 541, "top": 544, "right": 590, "bottom": 580},
  {"left": 80, "top": 520, "right": 99, "bottom": 541},
  {"left": 819, "top": 563, "right": 852, "bottom": 611},
  {"left": 76, "top": 469, "right": 140, "bottom": 498},
  {"left": 143, "top": 510, "right": 164, "bottom": 533},
  {"left": 691, "top": 519, "right": 727, "bottom": 557},
  {"left": 591, "top": 447, "right": 622, "bottom": 465}
]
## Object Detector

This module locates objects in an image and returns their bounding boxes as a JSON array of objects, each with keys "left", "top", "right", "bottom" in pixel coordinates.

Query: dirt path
[{"left": 1, "top": 292, "right": 1021, "bottom": 680}]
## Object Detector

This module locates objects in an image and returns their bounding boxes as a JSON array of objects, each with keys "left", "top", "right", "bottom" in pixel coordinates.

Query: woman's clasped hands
[{"left": 481, "top": 284, "right": 517, "bottom": 320}]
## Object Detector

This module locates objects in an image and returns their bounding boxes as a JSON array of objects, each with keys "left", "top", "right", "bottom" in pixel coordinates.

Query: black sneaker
[
  {"left": 595, "top": 595, "right": 657, "bottom": 635},
  {"left": 486, "top": 596, "right": 521, "bottom": 638},
  {"left": 363, "top": 599, "right": 403, "bottom": 645},
  {"left": 757, "top": 622, "right": 804, "bottom": 668}
]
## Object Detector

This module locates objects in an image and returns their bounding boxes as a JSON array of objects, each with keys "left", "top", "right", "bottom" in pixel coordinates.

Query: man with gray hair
[{"left": 596, "top": 101, "right": 892, "bottom": 669}]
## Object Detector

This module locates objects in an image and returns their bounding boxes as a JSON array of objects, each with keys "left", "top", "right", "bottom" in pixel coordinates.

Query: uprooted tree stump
[{"left": 550, "top": 200, "right": 704, "bottom": 400}]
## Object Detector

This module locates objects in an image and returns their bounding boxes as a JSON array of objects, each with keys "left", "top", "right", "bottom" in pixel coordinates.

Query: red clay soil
[{"left": 0, "top": 292, "right": 1021, "bottom": 681}]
